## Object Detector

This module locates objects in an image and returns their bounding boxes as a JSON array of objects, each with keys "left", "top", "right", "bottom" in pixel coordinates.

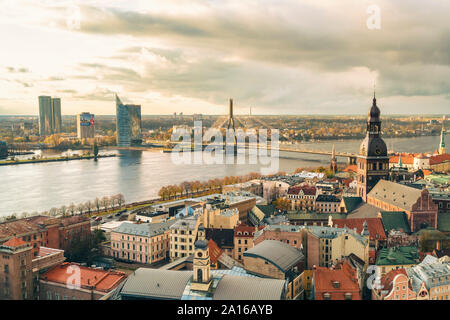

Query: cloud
[{"left": 0, "top": 0, "right": 449, "bottom": 114}]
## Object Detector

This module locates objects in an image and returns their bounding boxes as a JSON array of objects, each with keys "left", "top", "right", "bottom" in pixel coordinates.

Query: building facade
[
  {"left": 110, "top": 220, "right": 174, "bottom": 264},
  {"left": 77, "top": 112, "right": 95, "bottom": 139},
  {"left": 38, "top": 96, "right": 61, "bottom": 136},
  {"left": 0, "top": 238, "right": 34, "bottom": 300},
  {"left": 169, "top": 215, "right": 200, "bottom": 261},
  {"left": 115, "top": 94, "right": 142, "bottom": 146}
]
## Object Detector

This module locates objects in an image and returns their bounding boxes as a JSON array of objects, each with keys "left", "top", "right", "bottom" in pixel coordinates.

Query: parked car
[{"left": 94, "top": 216, "right": 102, "bottom": 222}]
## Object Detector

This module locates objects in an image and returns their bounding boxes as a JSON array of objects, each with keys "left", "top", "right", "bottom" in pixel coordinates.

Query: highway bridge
[{"left": 148, "top": 140, "right": 358, "bottom": 164}]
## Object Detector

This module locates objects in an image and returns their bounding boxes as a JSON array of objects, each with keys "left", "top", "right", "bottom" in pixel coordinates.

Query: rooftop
[
  {"left": 244, "top": 240, "right": 304, "bottom": 273},
  {"left": 313, "top": 261, "right": 361, "bottom": 300},
  {"left": 315, "top": 194, "right": 340, "bottom": 203},
  {"left": 379, "top": 211, "right": 411, "bottom": 234},
  {"left": 376, "top": 246, "right": 420, "bottom": 266},
  {"left": 114, "top": 220, "right": 176, "bottom": 237},
  {"left": 367, "top": 180, "right": 423, "bottom": 212},
  {"left": 332, "top": 218, "right": 386, "bottom": 241},
  {"left": 41, "top": 262, "right": 126, "bottom": 293}
]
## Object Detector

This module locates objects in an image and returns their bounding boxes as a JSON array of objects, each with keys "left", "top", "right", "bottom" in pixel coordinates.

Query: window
[{"left": 47, "top": 291, "right": 52, "bottom": 300}]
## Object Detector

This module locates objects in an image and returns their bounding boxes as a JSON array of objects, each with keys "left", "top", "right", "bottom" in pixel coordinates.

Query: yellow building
[
  {"left": 201, "top": 205, "right": 240, "bottom": 229},
  {"left": 169, "top": 214, "right": 200, "bottom": 261},
  {"left": 306, "top": 225, "right": 370, "bottom": 268}
]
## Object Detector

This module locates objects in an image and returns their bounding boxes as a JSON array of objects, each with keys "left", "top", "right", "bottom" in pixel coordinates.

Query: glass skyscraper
[{"left": 115, "top": 94, "right": 142, "bottom": 146}]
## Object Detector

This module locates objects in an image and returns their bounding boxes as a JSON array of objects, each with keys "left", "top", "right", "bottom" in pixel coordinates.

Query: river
[{"left": 0, "top": 135, "right": 447, "bottom": 216}]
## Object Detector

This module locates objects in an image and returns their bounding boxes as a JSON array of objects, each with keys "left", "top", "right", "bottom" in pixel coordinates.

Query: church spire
[{"left": 439, "top": 121, "right": 446, "bottom": 155}]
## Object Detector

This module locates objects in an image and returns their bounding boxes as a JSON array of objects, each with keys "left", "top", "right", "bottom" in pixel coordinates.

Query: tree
[
  {"left": 76, "top": 203, "right": 84, "bottom": 215},
  {"left": 272, "top": 198, "right": 290, "bottom": 211},
  {"left": 101, "top": 196, "right": 110, "bottom": 211},
  {"left": 68, "top": 203, "right": 76, "bottom": 215},
  {"left": 116, "top": 194, "right": 125, "bottom": 209},
  {"left": 60, "top": 205, "right": 68, "bottom": 217},
  {"left": 94, "top": 197, "right": 101, "bottom": 213},
  {"left": 85, "top": 200, "right": 93, "bottom": 215}
]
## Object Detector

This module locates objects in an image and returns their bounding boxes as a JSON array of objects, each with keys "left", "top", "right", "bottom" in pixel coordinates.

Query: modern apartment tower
[
  {"left": 77, "top": 112, "right": 95, "bottom": 139},
  {"left": 38, "top": 96, "right": 62, "bottom": 136},
  {"left": 115, "top": 94, "right": 142, "bottom": 146},
  {"left": 51, "top": 98, "right": 62, "bottom": 133}
]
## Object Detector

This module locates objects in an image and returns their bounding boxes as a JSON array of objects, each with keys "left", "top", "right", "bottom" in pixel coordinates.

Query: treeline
[
  {"left": 157, "top": 172, "right": 263, "bottom": 200},
  {"left": 0, "top": 194, "right": 125, "bottom": 222}
]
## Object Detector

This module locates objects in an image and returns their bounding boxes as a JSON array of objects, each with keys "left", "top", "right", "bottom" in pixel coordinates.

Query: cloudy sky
[{"left": 0, "top": 0, "right": 449, "bottom": 115}]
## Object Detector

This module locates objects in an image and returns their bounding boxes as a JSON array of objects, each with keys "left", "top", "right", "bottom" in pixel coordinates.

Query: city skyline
[{"left": 0, "top": 0, "right": 449, "bottom": 116}]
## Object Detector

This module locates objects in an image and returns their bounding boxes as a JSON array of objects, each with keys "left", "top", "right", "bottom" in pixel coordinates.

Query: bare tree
[
  {"left": 101, "top": 196, "right": 110, "bottom": 211},
  {"left": 76, "top": 203, "right": 84, "bottom": 215},
  {"left": 68, "top": 203, "right": 76, "bottom": 215},
  {"left": 85, "top": 200, "right": 93, "bottom": 215},
  {"left": 116, "top": 194, "right": 125, "bottom": 209},
  {"left": 60, "top": 205, "right": 68, "bottom": 217},
  {"left": 94, "top": 197, "right": 101, "bottom": 213}
]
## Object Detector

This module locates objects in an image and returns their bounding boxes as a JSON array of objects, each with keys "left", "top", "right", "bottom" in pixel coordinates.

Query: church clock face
[{"left": 375, "top": 148, "right": 381, "bottom": 155}]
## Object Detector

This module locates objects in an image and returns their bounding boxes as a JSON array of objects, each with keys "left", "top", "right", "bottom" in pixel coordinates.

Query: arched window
[{"left": 197, "top": 269, "right": 203, "bottom": 282}]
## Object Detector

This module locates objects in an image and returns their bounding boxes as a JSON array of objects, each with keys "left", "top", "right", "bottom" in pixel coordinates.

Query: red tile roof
[
  {"left": 208, "top": 239, "right": 223, "bottom": 264},
  {"left": 234, "top": 223, "right": 264, "bottom": 238},
  {"left": 41, "top": 262, "right": 126, "bottom": 293},
  {"left": 0, "top": 219, "right": 44, "bottom": 240},
  {"left": 332, "top": 218, "right": 387, "bottom": 241},
  {"left": 429, "top": 154, "right": 450, "bottom": 165},
  {"left": 313, "top": 261, "right": 361, "bottom": 300},
  {"left": 287, "top": 185, "right": 316, "bottom": 195},
  {"left": 2, "top": 237, "right": 29, "bottom": 248},
  {"left": 389, "top": 154, "right": 415, "bottom": 165},
  {"left": 36, "top": 246, "right": 64, "bottom": 258}
]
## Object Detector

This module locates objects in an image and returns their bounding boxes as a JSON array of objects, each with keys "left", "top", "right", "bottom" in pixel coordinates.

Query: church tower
[
  {"left": 439, "top": 122, "right": 446, "bottom": 155},
  {"left": 356, "top": 93, "right": 389, "bottom": 201},
  {"left": 190, "top": 225, "right": 213, "bottom": 291}
]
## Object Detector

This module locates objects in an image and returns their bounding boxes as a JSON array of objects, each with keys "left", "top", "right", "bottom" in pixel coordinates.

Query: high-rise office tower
[
  {"left": 38, "top": 96, "right": 52, "bottom": 136},
  {"left": 77, "top": 112, "right": 95, "bottom": 139},
  {"left": 38, "top": 96, "right": 62, "bottom": 136},
  {"left": 115, "top": 94, "right": 142, "bottom": 146},
  {"left": 51, "top": 98, "right": 62, "bottom": 133}
]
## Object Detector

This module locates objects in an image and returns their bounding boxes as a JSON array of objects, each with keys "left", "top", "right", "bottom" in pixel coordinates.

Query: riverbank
[{"left": 0, "top": 154, "right": 117, "bottom": 166}]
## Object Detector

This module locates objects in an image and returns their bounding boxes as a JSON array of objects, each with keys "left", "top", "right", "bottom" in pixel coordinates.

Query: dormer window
[
  {"left": 344, "top": 293, "right": 352, "bottom": 300},
  {"left": 323, "top": 293, "right": 331, "bottom": 300}
]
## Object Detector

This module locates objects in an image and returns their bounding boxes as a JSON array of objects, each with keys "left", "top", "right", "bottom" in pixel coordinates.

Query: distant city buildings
[
  {"left": 76, "top": 112, "right": 95, "bottom": 139},
  {"left": 38, "top": 96, "right": 62, "bottom": 136},
  {"left": 115, "top": 94, "right": 142, "bottom": 146}
]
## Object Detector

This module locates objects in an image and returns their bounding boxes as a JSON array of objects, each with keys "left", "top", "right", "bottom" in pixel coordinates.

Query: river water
[{"left": 0, "top": 135, "right": 447, "bottom": 216}]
